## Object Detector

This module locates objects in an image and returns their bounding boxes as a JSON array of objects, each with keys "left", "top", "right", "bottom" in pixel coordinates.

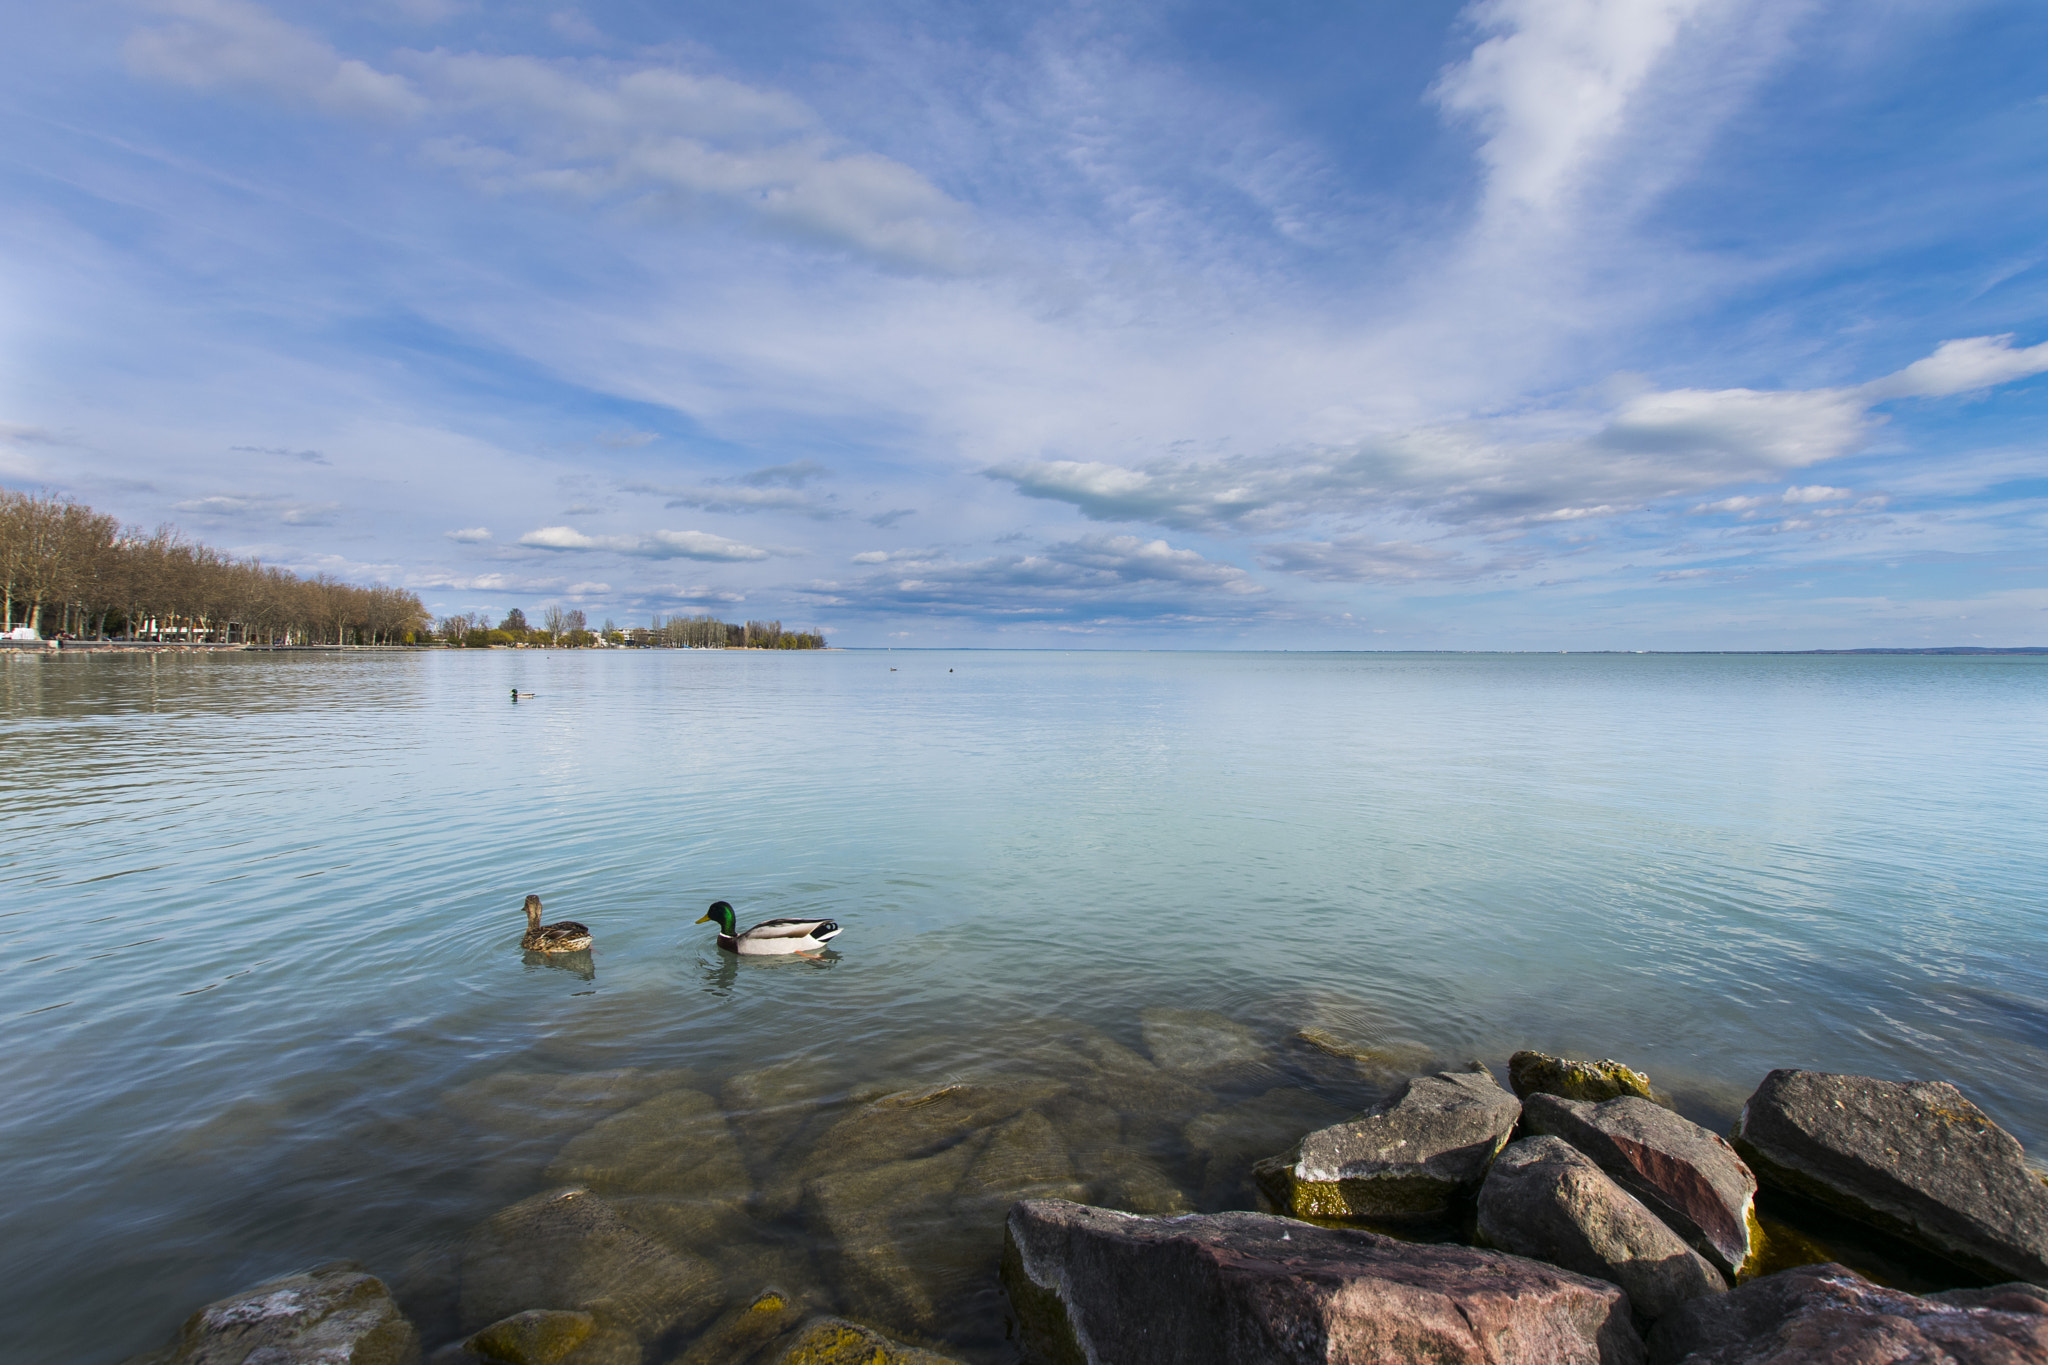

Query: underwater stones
[
  {"left": 543, "top": 1089, "right": 750, "bottom": 1207},
  {"left": 1477, "top": 1137, "right": 1726, "bottom": 1325},
  {"left": 1257, "top": 1067, "right": 1522, "bottom": 1221},
  {"left": 1522, "top": 1093, "right": 1760, "bottom": 1280},
  {"left": 441, "top": 1069, "right": 697, "bottom": 1136},
  {"left": 670, "top": 1288, "right": 808, "bottom": 1365},
  {"left": 1002, "top": 1199, "right": 1643, "bottom": 1365},
  {"left": 1090, "top": 1148, "right": 1195, "bottom": 1216},
  {"left": 1644, "top": 1262, "right": 2048, "bottom": 1365},
  {"left": 130, "top": 1261, "right": 421, "bottom": 1365},
  {"left": 766, "top": 1316, "right": 968, "bottom": 1365},
  {"left": 1138, "top": 1008, "right": 1268, "bottom": 1080},
  {"left": 457, "top": 1188, "right": 724, "bottom": 1343},
  {"left": 462, "top": 1309, "right": 593, "bottom": 1365},
  {"left": 1182, "top": 1085, "right": 1352, "bottom": 1208},
  {"left": 1511, "top": 1052, "right": 1659, "bottom": 1105},
  {"left": 805, "top": 1077, "right": 1070, "bottom": 1181},
  {"left": 803, "top": 1140, "right": 980, "bottom": 1335},
  {"left": 720, "top": 1056, "right": 840, "bottom": 1162},
  {"left": 1293, "top": 1027, "right": 1441, "bottom": 1088},
  {"left": 957, "top": 1109, "right": 1089, "bottom": 1214},
  {"left": 1732, "top": 1069, "right": 2048, "bottom": 1284}
]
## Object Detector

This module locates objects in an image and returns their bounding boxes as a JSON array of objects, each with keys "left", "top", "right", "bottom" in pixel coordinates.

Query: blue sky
[{"left": 3, "top": 0, "right": 2045, "bottom": 647}]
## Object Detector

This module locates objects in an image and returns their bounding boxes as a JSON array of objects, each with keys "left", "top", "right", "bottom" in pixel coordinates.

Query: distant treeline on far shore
[
  {"left": 2, "top": 486, "right": 427, "bottom": 644},
  {"left": 1, "top": 488, "right": 827, "bottom": 650},
  {"left": 439, "top": 608, "right": 825, "bottom": 650}
]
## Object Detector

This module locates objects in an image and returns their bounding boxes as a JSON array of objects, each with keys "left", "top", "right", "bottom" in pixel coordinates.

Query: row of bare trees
[
  {"left": 641, "top": 614, "right": 825, "bottom": 649},
  {"left": 1, "top": 487, "right": 428, "bottom": 645}
]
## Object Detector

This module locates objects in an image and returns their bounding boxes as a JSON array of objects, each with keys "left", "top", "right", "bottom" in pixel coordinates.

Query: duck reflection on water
[
  {"left": 521, "top": 948, "right": 595, "bottom": 982},
  {"left": 699, "top": 947, "right": 840, "bottom": 997}
]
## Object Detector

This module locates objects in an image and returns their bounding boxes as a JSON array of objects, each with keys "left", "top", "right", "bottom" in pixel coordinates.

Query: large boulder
[
  {"left": 1003, "top": 1199, "right": 1642, "bottom": 1364},
  {"left": 128, "top": 1262, "right": 420, "bottom": 1365},
  {"left": 457, "top": 1187, "right": 724, "bottom": 1344},
  {"left": 1477, "top": 1137, "right": 1726, "bottom": 1325},
  {"left": 1732, "top": 1069, "right": 2048, "bottom": 1284},
  {"left": 1645, "top": 1262, "right": 2048, "bottom": 1365},
  {"left": 1522, "top": 1093, "right": 1760, "bottom": 1279},
  {"left": 1139, "top": 1008, "right": 1271, "bottom": 1081},
  {"left": 1255, "top": 1067, "right": 1521, "bottom": 1220},
  {"left": 1510, "top": 1052, "right": 1658, "bottom": 1105}
]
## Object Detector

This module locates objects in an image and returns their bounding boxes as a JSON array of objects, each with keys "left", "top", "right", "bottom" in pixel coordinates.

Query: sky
[{"left": 2, "top": 0, "right": 2045, "bottom": 648}]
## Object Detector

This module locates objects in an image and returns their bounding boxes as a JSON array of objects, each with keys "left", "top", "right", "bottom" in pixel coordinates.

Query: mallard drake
[
  {"left": 520, "top": 894, "right": 591, "bottom": 952},
  {"left": 696, "top": 901, "right": 840, "bottom": 956},
  {"left": 511, "top": 688, "right": 535, "bottom": 700}
]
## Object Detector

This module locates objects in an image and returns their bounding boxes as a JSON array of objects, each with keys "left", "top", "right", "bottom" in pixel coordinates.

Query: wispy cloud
[
  {"left": 518, "top": 525, "right": 772, "bottom": 560},
  {"left": 174, "top": 493, "right": 341, "bottom": 525},
  {"left": 445, "top": 526, "right": 492, "bottom": 542},
  {"left": 232, "top": 443, "right": 330, "bottom": 465}
]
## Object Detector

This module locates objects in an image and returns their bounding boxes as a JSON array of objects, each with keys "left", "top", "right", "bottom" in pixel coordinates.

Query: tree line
[
  {"left": 435, "top": 609, "right": 824, "bottom": 650},
  {"left": 1, "top": 487, "right": 427, "bottom": 644}
]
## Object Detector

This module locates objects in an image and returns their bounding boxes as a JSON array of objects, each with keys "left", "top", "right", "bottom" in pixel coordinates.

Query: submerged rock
[
  {"left": 1002, "top": 1198, "right": 1643, "bottom": 1365},
  {"left": 1183, "top": 1085, "right": 1351, "bottom": 1209},
  {"left": 128, "top": 1261, "right": 420, "bottom": 1365},
  {"left": 1293, "top": 1027, "right": 1441, "bottom": 1088},
  {"left": 462, "top": 1309, "right": 592, "bottom": 1365},
  {"left": 803, "top": 1138, "right": 981, "bottom": 1335},
  {"left": 1478, "top": 1136, "right": 1726, "bottom": 1325},
  {"left": 669, "top": 1287, "right": 808, "bottom": 1365},
  {"left": 720, "top": 1055, "right": 841, "bottom": 1166},
  {"left": 765, "top": 1316, "right": 967, "bottom": 1365},
  {"left": 1256, "top": 1067, "right": 1521, "bottom": 1220},
  {"left": 1732, "top": 1069, "right": 2048, "bottom": 1284},
  {"left": 542, "top": 1089, "right": 750, "bottom": 1207},
  {"left": 457, "top": 1188, "right": 724, "bottom": 1343},
  {"left": 440, "top": 1069, "right": 697, "bottom": 1136},
  {"left": 1138, "top": 1008, "right": 1270, "bottom": 1081},
  {"left": 1511, "top": 1051, "right": 1659, "bottom": 1105},
  {"left": 1522, "top": 1093, "right": 1760, "bottom": 1279},
  {"left": 1645, "top": 1262, "right": 2048, "bottom": 1365}
]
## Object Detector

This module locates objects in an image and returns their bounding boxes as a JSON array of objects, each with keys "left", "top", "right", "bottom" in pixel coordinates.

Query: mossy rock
[
  {"left": 1507, "top": 1050, "right": 1658, "bottom": 1104},
  {"left": 765, "top": 1316, "right": 967, "bottom": 1365},
  {"left": 464, "top": 1309, "right": 593, "bottom": 1365},
  {"left": 670, "top": 1288, "right": 807, "bottom": 1365},
  {"left": 1252, "top": 1153, "right": 1467, "bottom": 1221}
]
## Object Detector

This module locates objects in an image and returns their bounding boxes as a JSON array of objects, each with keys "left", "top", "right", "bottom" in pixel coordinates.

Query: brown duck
[{"left": 520, "top": 894, "right": 592, "bottom": 952}]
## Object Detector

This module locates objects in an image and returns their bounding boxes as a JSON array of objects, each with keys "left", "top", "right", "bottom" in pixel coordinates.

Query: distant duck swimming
[
  {"left": 520, "top": 894, "right": 592, "bottom": 952},
  {"left": 696, "top": 901, "right": 841, "bottom": 956},
  {"left": 511, "top": 688, "right": 535, "bottom": 700}
]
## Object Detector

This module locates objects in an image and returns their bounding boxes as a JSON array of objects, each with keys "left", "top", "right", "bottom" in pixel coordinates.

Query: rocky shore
[{"left": 117, "top": 1013, "right": 2048, "bottom": 1365}]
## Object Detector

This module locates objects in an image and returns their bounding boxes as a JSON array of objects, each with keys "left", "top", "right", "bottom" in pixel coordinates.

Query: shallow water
[{"left": 4, "top": 648, "right": 2046, "bottom": 1362}]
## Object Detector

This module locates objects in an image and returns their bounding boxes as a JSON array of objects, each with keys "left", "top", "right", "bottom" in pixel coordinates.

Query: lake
[{"left": 5, "top": 648, "right": 2046, "bottom": 1363}]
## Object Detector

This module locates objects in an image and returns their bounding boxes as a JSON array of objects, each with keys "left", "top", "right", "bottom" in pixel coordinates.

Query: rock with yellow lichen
[
  {"left": 764, "top": 1316, "right": 967, "bottom": 1365},
  {"left": 668, "top": 1288, "right": 808, "bottom": 1365},
  {"left": 1509, "top": 1051, "right": 1659, "bottom": 1105},
  {"left": 463, "top": 1309, "right": 593, "bottom": 1365}
]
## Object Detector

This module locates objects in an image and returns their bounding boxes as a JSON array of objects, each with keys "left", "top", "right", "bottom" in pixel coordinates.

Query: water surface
[{"left": 4, "top": 649, "right": 2046, "bottom": 1362}]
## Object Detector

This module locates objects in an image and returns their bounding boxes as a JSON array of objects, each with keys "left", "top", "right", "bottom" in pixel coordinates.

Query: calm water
[{"left": 4, "top": 648, "right": 2046, "bottom": 1363}]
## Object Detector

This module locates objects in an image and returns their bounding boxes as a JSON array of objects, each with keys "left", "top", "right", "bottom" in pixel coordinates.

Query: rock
[
  {"left": 956, "top": 1109, "right": 1089, "bottom": 1214},
  {"left": 442, "top": 1069, "right": 697, "bottom": 1135},
  {"left": 543, "top": 1089, "right": 750, "bottom": 1206},
  {"left": 720, "top": 1056, "right": 839, "bottom": 1164},
  {"left": 1003, "top": 1198, "right": 1643, "bottom": 1364},
  {"left": 457, "top": 1188, "right": 724, "bottom": 1343},
  {"left": 1182, "top": 1086, "right": 1351, "bottom": 1209},
  {"left": 1294, "top": 1027, "right": 1441, "bottom": 1088},
  {"left": 1511, "top": 1051, "right": 1658, "bottom": 1105},
  {"left": 463, "top": 1309, "right": 592, "bottom": 1365},
  {"left": 1644, "top": 1262, "right": 2048, "bottom": 1365},
  {"left": 1478, "top": 1136, "right": 1726, "bottom": 1324},
  {"left": 1523, "top": 1093, "right": 1760, "bottom": 1278},
  {"left": 803, "top": 1139, "right": 980, "bottom": 1335},
  {"left": 1732, "top": 1069, "right": 2048, "bottom": 1284},
  {"left": 134, "top": 1261, "right": 421, "bottom": 1365},
  {"left": 1256, "top": 1067, "right": 1522, "bottom": 1220},
  {"left": 669, "top": 1287, "right": 808, "bottom": 1365},
  {"left": 764, "top": 1316, "right": 967, "bottom": 1365},
  {"left": 1138, "top": 1008, "right": 1270, "bottom": 1080}
]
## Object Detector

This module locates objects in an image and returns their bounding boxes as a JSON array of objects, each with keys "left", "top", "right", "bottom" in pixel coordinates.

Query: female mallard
[
  {"left": 696, "top": 901, "right": 840, "bottom": 956},
  {"left": 520, "top": 894, "right": 591, "bottom": 952}
]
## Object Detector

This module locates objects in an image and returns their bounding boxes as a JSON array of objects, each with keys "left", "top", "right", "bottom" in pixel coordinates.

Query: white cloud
[
  {"left": 124, "top": 0, "right": 426, "bottom": 118},
  {"left": 518, "top": 525, "right": 771, "bottom": 560},
  {"left": 445, "top": 526, "right": 492, "bottom": 542},
  {"left": 1859, "top": 334, "right": 2048, "bottom": 401},
  {"left": 1256, "top": 536, "right": 1495, "bottom": 584},
  {"left": 1431, "top": 0, "right": 1715, "bottom": 216},
  {"left": 173, "top": 493, "right": 340, "bottom": 525},
  {"left": 122, "top": 1, "right": 967, "bottom": 269},
  {"left": 1781, "top": 485, "right": 1851, "bottom": 504}
]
